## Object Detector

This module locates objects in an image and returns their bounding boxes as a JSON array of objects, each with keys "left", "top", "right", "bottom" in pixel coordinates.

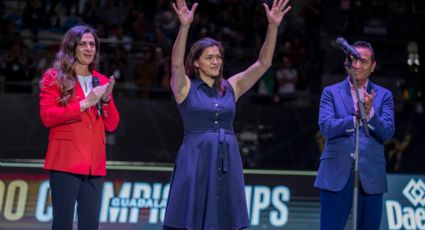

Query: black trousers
[{"left": 49, "top": 171, "right": 103, "bottom": 230}]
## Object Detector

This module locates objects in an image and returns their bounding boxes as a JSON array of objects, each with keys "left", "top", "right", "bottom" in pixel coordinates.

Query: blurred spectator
[
  {"left": 282, "top": 32, "right": 306, "bottom": 66},
  {"left": 257, "top": 68, "right": 275, "bottom": 96},
  {"left": 412, "top": 0, "right": 425, "bottom": 15},
  {"left": 33, "top": 47, "right": 57, "bottom": 93},
  {"left": 276, "top": 56, "right": 299, "bottom": 95},
  {"left": 0, "top": 0, "right": 8, "bottom": 33},
  {"left": 100, "top": 0, "right": 127, "bottom": 31},
  {"left": 129, "top": 10, "right": 150, "bottom": 42},
  {"left": 302, "top": 0, "right": 322, "bottom": 60},
  {"left": 35, "top": 47, "right": 56, "bottom": 77},
  {"left": 82, "top": 0, "right": 102, "bottom": 28},
  {"left": 62, "top": 0, "right": 80, "bottom": 16},
  {"left": 387, "top": 0, "right": 410, "bottom": 37},
  {"left": 22, "top": 0, "right": 46, "bottom": 34},
  {"left": 135, "top": 47, "right": 157, "bottom": 98},
  {"left": 338, "top": 0, "right": 356, "bottom": 36},
  {"left": 106, "top": 46, "right": 127, "bottom": 82},
  {"left": 107, "top": 26, "right": 132, "bottom": 52},
  {"left": 4, "top": 41, "right": 34, "bottom": 93},
  {"left": 62, "top": 14, "right": 81, "bottom": 31},
  {"left": 155, "top": 9, "right": 179, "bottom": 45},
  {"left": 0, "top": 0, "right": 17, "bottom": 48},
  {"left": 153, "top": 47, "right": 170, "bottom": 89}
]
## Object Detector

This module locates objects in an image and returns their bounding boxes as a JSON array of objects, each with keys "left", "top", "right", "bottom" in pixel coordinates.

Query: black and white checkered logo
[{"left": 403, "top": 179, "right": 425, "bottom": 207}]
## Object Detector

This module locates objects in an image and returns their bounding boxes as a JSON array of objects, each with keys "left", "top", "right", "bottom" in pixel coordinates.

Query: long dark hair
[
  {"left": 185, "top": 37, "right": 226, "bottom": 94},
  {"left": 44, "top": 25, "right": 100, "bottom": 105}
]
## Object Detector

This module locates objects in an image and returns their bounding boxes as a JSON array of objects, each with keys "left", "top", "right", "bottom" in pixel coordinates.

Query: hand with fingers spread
[
  {"left": 263, "top": 0, "right": 291, "bottom": 27},
  {"left": 172, "top": 0, "right": 198, "bottom": 27}
]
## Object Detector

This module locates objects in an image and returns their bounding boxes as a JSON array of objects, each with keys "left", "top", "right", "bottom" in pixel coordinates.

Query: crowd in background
[
  {"left": 0, "top": 0, "right": 424, "bottom": 172},
  {"left": 0, "top": 0, "right": 423, "bottom": 103}
]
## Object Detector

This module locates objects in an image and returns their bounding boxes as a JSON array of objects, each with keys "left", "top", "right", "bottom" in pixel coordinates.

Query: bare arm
[
  {"left": 229, "top": 0, "right": 291, "bottom": 101},
  {"left": 170, "top": 0, "right": 198, "bottom": 104}
]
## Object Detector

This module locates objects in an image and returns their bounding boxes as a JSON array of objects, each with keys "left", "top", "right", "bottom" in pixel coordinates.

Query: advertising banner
[
  {"left": 1, "top": 162, "right": 424, "bottom": 229},
  {"left": 0, "top": 163, "right": 319, "bottom": 229}
]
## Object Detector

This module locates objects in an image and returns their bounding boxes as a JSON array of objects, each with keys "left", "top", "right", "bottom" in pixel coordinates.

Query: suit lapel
[
  {"left": 338, "top": 79, "right": 355, "bottom": 115},
  {"left": 366, "top": 80, "right": 374, "bottom": 94}
]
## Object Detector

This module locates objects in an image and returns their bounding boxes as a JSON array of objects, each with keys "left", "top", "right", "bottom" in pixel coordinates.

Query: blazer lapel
[
  {"left": 366, "top": 80, "right": 374, "bottom": 94},
  {"left": 338, "top": 79, "right": 355, "bottom": 115}
]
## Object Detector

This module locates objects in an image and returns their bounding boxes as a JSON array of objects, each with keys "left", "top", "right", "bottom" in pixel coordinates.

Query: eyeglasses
[
  {"left": 349, "top": 58, "right": 372, "bottom": 68},
  {"left": 78, "top": 41, "right": 96, "bottom": 48}
]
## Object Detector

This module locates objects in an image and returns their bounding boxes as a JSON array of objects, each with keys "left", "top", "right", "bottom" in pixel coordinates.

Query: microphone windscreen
[{"left": 92, "top": 76, "right": 100, "bottom": 87}]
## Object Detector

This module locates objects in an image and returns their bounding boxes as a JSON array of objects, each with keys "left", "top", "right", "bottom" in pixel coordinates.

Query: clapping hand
[
  {"left": 101, "top": 76, "right": 115, "bottom": 103},
  {"left": 80, "top": 83, "right": 107, "bottom": 111},
  {"left": 363, "top": 90, "right": 375, "bottom": 116}
]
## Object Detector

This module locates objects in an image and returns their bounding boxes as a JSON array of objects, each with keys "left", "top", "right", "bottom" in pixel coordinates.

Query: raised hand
[
  {"left": 172, "top": 0, "right": 198, "bottom": 26},
  {"left": 263, "top": 0, "right": 291, "bottom": 27}
]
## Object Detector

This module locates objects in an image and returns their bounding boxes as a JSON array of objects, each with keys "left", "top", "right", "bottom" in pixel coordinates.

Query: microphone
[
  {"left": 336, "top": 37, "right": 361, "bottom": 59},
  {"left": 92, "top": 76, "right": 102, "bottom": 116}
]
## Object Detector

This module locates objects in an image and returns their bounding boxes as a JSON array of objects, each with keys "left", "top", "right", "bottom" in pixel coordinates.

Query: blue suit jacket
[{"left": 314, "top": 78, "right": 395, "bottom": 194}]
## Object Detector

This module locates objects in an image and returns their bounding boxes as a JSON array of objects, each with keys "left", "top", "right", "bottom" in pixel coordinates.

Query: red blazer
[{"left": 39, "top": 69, "right": 120, "bottom": 176}]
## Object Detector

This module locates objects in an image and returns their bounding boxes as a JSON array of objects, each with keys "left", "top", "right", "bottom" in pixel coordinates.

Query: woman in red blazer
[{"left": 39, "top": 25, "right": 119, "bottom": 230}]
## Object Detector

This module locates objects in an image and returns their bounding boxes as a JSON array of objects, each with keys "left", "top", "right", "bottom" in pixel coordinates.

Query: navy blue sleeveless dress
[{"left": 163, "top": 78, "right": 250, "bottom": 230}]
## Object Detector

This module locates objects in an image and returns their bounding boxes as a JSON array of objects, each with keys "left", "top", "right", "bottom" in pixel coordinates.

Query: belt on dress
[
  {"left": 218, "top": 128, "right": 229, "bottom": 173},
  {"left": 185, "top": 128, "right": 233, "bottom": 173}
]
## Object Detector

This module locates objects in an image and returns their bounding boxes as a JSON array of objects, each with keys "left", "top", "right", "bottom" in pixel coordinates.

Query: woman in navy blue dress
[{"left": 163, "top": 0, "right": 291, "bottom": 229}]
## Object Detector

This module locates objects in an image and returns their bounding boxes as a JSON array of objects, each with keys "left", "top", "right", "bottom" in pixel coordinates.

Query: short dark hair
[{"left": 351, "top": 40, "right": 375, "bottom": 62}]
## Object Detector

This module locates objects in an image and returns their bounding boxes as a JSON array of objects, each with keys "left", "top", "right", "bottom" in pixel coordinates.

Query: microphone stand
[{"left": 346, "top": 61, "right": 369, "bottom": 230}]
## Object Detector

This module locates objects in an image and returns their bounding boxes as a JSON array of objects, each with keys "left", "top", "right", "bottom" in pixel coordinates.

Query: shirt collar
[
  {"left": 192, "top": 78, "right": 219, "bottom": 89},
  {"left": 192, "top": 78, "right": 205, "bottom": 89},
  {"left": 347, "top": 76, "right": 368, "bottom": 91}
]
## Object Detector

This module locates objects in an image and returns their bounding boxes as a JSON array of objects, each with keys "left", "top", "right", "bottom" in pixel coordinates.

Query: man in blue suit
[{"left": 314, "top": 41, "right": 395, "bottom": 230}]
